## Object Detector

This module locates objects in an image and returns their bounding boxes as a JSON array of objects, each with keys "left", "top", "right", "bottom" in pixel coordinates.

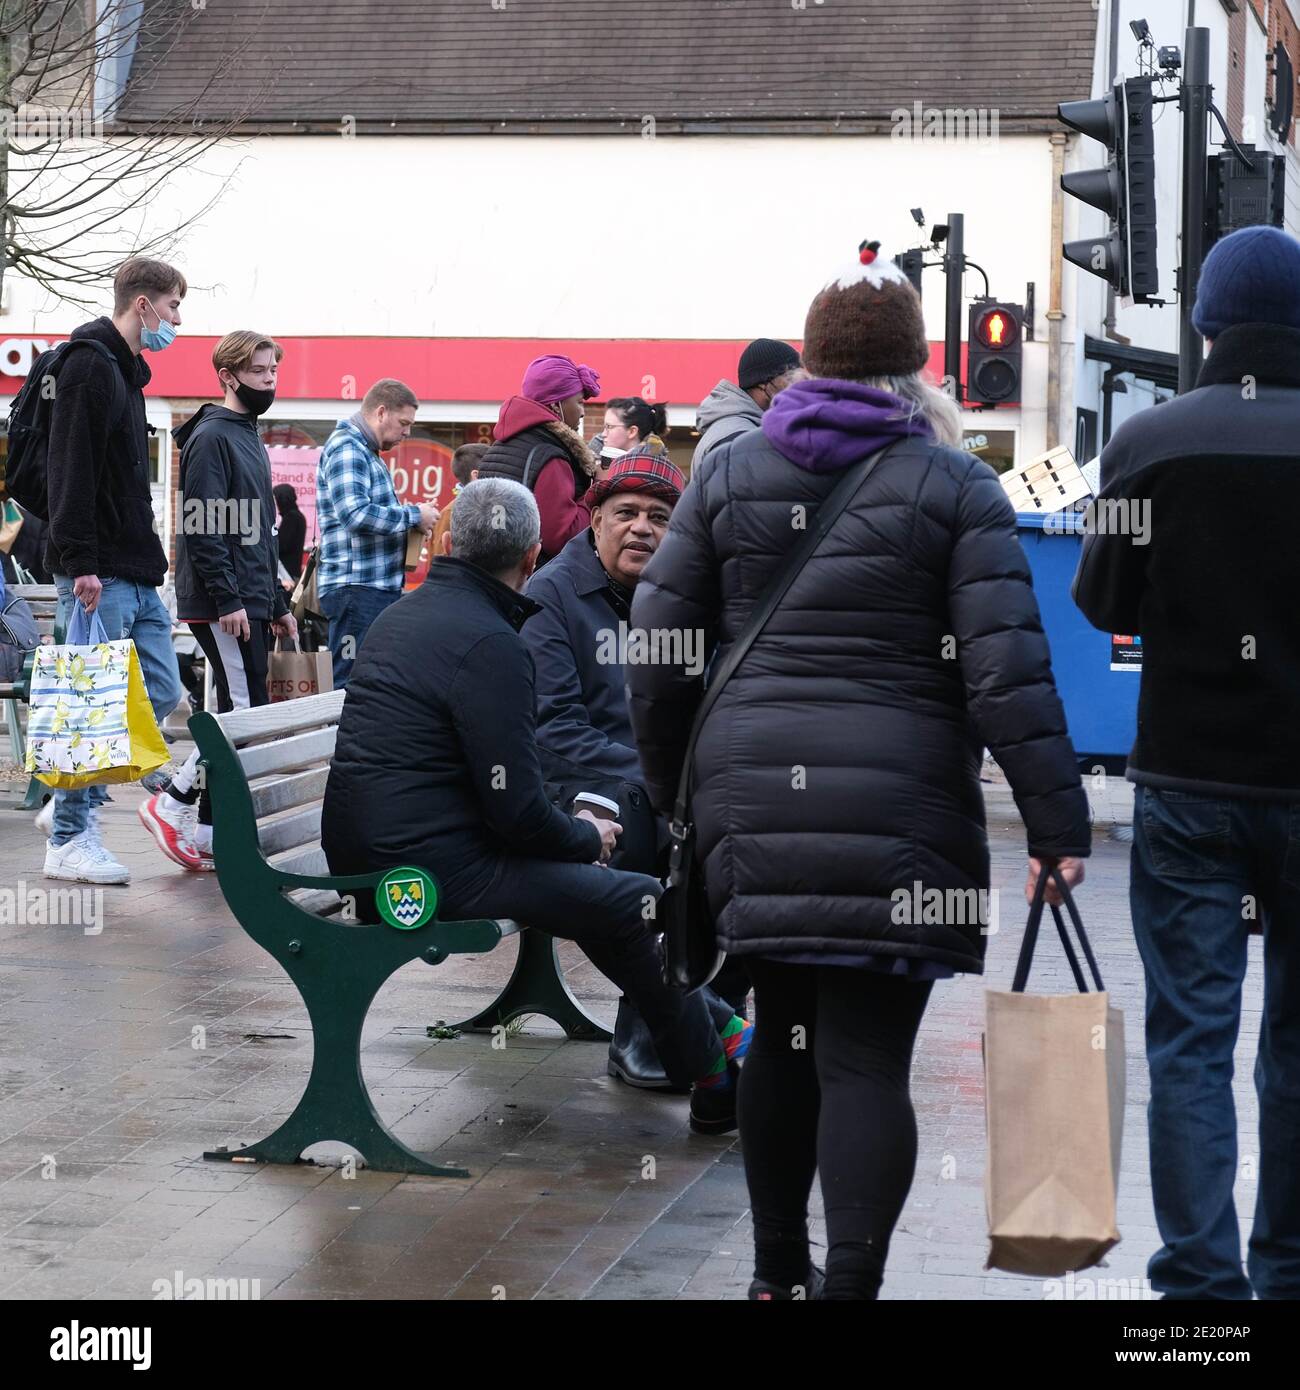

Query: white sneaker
[
  {"left": 34, "top": 799, "right": 55, "bottom": 837},
  {"left": 44, "top": 830, "right": 131, "bottom": 886}
]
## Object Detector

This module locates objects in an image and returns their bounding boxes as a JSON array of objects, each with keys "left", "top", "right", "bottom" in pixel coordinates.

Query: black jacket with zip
[
  {"left": 322, "top": 557, "right": 602, "bottom": 910},
  {"left": 43, "top": 317, "right": 166, "bottom": 585},
  {"left": 173, "top": 403, "right": 289, "bottom": 622},
  {"left": 1073, "top": 322, "right": 1300, "bottom": 799}
]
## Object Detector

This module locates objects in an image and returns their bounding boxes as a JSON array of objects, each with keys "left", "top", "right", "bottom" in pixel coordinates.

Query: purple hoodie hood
[{"left": 761, "top": 378, "right": 933, "bottom": 473}]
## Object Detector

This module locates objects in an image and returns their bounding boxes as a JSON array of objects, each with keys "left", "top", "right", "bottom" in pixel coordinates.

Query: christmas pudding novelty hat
[{"left": 802, "top": 239, "right": 930, "bottom": 379}]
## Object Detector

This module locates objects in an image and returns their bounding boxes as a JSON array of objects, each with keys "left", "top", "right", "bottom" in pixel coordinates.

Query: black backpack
[{"left": 2, "top": 339, "right": 128, "bottom": 520}]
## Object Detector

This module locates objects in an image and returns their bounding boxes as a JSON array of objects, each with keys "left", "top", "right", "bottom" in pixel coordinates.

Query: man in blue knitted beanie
[{"left": 1074, "top": 223, "right": 1300, "bottom": 1301}]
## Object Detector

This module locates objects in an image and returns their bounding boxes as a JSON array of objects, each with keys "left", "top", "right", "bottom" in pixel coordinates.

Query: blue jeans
[
  {"left": 1132, "top": 785, "right": 1300, "bottom": 1299},
  {"left": 319, "top": 584, "right": 401, "bottom": 688},
  {"left": 50, "top": 575, "right": 183, "bottom": 846}
]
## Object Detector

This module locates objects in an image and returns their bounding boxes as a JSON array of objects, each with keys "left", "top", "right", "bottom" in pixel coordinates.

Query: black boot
[
  {"left": 748, "top": 1265, "right": 825, "bottom": 1301},
  {"left": 689, "top": 1060, "right": 740, "bottom": 1135},
  {"left": 607, "top": 998, "right": 687, "bottom": 1092}
]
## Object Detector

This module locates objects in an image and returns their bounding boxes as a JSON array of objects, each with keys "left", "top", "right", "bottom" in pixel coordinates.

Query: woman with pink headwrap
[{"left": 476, "top": 354, "right": 603, "bottom": 564}]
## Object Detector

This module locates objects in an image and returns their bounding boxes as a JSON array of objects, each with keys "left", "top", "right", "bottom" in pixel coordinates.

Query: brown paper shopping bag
[
  {"left": 984, "top": 865, "right": 1125, "bottom": 1277},
  {"left": 267, "top": 637, "right": 333, "bottom": 703}
]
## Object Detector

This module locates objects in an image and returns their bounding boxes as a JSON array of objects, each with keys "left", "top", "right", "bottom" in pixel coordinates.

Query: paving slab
[{"left": 0, "top": 772, "right": 1268, "bottom": 1300}]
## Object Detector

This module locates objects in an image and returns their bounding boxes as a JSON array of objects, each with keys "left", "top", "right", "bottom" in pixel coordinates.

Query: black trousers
[{"left": 445, "top": 856, "right": 722, "bottom": 1088}]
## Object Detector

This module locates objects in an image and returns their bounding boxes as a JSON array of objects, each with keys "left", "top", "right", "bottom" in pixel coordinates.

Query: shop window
[{"left": 963, "top": 427, "right": 1017, "bottom": 475}]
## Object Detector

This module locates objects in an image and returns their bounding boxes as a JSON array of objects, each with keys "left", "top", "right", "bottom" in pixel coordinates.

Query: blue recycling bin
[{"left": 1015, "top": 512, "right": 1140, "bottom": 762}]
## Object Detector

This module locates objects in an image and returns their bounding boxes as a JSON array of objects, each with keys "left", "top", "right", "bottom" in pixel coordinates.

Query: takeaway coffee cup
[{"left": 572, "top": 792, "right": 620, "bottom": 821}]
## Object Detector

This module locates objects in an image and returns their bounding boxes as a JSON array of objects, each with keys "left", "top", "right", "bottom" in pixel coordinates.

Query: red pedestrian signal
[
  {"left": 975, "top": 308, "right": 1018, "bottom": 351},
  {"left": 967, "top": 300, "right": 1023, "bottom": 406}
]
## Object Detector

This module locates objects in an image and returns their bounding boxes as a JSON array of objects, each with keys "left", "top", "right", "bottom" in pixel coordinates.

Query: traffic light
[
  {"left": 1059, "top": 76, "right": 1159, "bottom": 301},
  {"left": 967, "top": 301, "right": 1023, "bottom": 406},
  {"left": 893, "top": 248, "right": 925, "bottom": 297},
  {"left": 1205, "top": 144, "right": 1285, "bottom": 253}
]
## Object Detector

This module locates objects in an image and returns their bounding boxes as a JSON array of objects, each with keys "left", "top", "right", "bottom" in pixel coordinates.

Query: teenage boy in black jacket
[
  {"left": 138, "top": 331, "right": 296, "bottom": 871},
  {"left": 1074, "top": 226, "right": 1300, "bottom": 1301},
  {"left": 41, "top": 258, "right": 187, "bottom": 888}
]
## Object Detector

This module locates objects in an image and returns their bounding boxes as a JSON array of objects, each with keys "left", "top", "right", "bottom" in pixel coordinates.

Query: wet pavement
[{"left": 0, "top": 766, "right": 1266, "bottom": 1300}]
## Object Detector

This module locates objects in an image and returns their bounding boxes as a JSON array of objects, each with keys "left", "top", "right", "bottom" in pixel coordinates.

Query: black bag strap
[
  {"left": 1012, "top": 863, "right": 1104, "bottom": 994},
  {"left": 670, "top": 439, "right": 902, "bottom": 831}
]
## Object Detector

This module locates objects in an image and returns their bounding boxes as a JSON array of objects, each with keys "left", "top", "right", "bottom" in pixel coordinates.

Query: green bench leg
[
  {"left": 457, "top": 928, "right": 613, "bottom": 1042},
  {"left": 205, "top": 962, "right": 470, "bottom": 1179},
  {"left": 20, "top": 777, "right": 46, "bottom": 813}
]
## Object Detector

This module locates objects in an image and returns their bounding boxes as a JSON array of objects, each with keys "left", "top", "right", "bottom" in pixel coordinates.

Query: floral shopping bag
[{"left": 24, "top": 602, "right": 169, "bottom": 788}]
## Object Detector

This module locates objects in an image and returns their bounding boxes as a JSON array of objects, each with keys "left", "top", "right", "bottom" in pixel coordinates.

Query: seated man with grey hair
[{"left": 322, "top": 478, "right": 746, "bottom": 1131}]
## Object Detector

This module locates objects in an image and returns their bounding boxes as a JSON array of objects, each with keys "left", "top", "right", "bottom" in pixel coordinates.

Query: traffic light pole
[
  {"left": 1178, "top": 27, "right": 1211, "bottom": 394},
  {"left": 944, "top": 212, "right": 964, "bottom": 402}
]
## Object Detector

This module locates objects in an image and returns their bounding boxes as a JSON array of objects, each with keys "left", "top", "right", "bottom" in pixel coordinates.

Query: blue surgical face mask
[{"left": 140, "top": 301, "right": 177, "bottom": 352}]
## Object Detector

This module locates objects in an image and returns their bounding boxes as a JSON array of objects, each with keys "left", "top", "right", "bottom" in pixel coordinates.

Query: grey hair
[
  {"left": 449, "top": 477, "right": 541, "bottom": 574},
  {"left": 859, "top": 373, "right": 964, "bottom": 448}
]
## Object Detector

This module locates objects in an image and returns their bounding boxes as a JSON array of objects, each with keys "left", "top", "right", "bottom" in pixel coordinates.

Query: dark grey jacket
[
  {"left": 692, "top": 379, "right": 762, "bottom": 472},
  {"left": 523, "top": 529, "right": 642, "bottom": 806},
  {"left": 173, "top": 404, "right": 289, "bottom": 622},
  {"left": 627, "top": 428, "right": 1090, "bottom": 974}
]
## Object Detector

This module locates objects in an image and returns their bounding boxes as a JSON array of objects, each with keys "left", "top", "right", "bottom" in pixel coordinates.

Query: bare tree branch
[{"left": 0, "top": 0, "right": 274, "bottom": 306}]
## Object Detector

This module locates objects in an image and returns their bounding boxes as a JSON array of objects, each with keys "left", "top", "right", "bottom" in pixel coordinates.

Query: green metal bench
[
  {"left": 1, "top": 583, "right": 61, "bottom": 812},
  {"left": 192, "top": 689, "right": 612, "bottom": 1178}
]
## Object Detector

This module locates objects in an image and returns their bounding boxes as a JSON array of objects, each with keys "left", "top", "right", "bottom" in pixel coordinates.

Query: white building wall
[
  {"left": 2, "top": 131, "right": 1059, "bottom": 450},
  {"left": 4, "top": 132, "right": 1055, "bottom": 339}
]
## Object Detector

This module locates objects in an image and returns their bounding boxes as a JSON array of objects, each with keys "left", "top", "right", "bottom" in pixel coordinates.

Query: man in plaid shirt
[{"left": 316, "top": 378, "right": 439, "bottom": 686}]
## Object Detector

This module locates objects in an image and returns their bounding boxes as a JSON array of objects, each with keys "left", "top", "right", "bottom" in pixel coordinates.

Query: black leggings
[{"left": 739, "top": 957, "right": 933, "bottom": 1300}]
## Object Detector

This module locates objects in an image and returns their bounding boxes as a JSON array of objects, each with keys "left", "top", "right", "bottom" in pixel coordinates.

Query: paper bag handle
[{"left": 1012, "top": 863, "right": 1104, "bottom": 995}]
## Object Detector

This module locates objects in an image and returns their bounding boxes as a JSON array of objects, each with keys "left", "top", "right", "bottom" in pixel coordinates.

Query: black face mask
[{"left": 228, "top": 377, "right": 276, "bottom": 417}]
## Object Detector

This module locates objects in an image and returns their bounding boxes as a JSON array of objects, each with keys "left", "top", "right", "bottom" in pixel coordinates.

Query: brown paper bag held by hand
[{"left": 984, "top": 865, "right": 1125, "bottom": 1277}]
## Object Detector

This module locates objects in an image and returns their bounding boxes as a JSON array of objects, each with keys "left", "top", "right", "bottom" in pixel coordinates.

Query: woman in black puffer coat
[{"left": 627, "top": 247, "right": 1090, "bottom": 1301}]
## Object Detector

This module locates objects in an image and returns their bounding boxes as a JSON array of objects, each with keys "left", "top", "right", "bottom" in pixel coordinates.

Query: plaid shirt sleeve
[{"left": 323, "top": 434, "right": 418, "bottom": 536}]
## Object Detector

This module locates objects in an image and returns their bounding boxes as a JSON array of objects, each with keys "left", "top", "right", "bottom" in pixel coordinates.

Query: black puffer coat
[{"left": 627, "top": 408, "right": 1090, "bottom": 974}]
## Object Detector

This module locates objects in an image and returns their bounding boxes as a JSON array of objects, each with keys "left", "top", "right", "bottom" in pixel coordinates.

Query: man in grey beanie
[
  {"left": 1074, "top": 225, "right": 1300, "bottom": 1301},
  {"left": 692, "top": 338, "right": 807, "bottom": 473}
]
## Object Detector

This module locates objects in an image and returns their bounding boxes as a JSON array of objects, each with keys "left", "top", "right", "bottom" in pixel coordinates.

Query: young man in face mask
[
  {"left": 41, "top": 258, "right": 188, "bottom": 887},
  {"left": 138, "top": 332, "right": 296, "bottom": 871}
]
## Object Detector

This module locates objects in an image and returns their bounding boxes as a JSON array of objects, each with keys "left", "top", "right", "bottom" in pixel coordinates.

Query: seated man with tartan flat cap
[
  {"left": 523, "top": 449, "right": 751, "bottom": 1091},
  {"left": 321, "top": 476, "right": 752, "bottom": 1133}
]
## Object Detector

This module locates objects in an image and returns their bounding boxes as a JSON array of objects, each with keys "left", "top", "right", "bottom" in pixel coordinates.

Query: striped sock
[
  {"left": 695, "top": 1052, "right": 731, "bottom": 1089},
  {"left": 722, "top": 1015, "right": 753, "bottom": 1063}
]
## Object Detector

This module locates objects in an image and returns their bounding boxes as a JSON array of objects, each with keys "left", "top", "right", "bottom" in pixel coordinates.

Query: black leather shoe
[
  {"left": 689, "top": 1061, "right": 739, "bottom": 1134},
  {"left": 748, "top": 1265, "right": 825, "bottom": 1301},
  {"left": 607, "top": 999, "right": 685, "bottom": 1092}
]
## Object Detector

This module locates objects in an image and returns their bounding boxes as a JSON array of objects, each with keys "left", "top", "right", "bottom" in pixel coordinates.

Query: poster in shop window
[{"left": 1110, "top": 634, "right": 1142, "bottom": 672}]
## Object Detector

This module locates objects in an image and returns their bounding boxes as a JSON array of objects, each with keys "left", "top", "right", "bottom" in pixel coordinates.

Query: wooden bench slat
[
  {"left": 221, "top": 690, "right": 345, "bottom": 746},
  {"left": 257, "top": 804, "right": 324, "bottom": 857},
  {"left": 268, "top": 844, "right": 330, "bottom": 878},
  {"left": 250, "top": 767, "right": 330, "bottom": 818},
  {"left": 237, "top": 726, "right": 337, "bottom": 779},
  {"left": 287, "top": 888, "right": 348, "bottom": 917}
]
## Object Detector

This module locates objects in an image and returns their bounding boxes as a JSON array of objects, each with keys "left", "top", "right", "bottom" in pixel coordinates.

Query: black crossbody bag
[{"left": 661, "top": 441, "right": 902, "bottom": 989}]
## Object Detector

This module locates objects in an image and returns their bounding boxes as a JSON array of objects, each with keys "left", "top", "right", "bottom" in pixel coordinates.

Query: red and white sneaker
[{"left": 138, "top": 792, "right": 202, "bottom": 870}]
